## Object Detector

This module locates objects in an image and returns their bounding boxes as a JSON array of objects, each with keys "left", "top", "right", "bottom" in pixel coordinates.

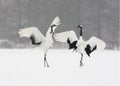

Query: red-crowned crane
[
  {"left": 54, "top": 25, "right": 106, "bottom": 67},
  {"left": 18, "top": 16, "right": 60, "bottom": 67}
]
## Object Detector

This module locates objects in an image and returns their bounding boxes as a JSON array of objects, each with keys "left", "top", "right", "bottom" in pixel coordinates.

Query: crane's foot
[
  {"left": 44, "top": 62, "right": 50, "bottom": 67},
  {"left": 79, "top": 61, "right": 84, "bottom": 67},
  {"left": 79, "top": 64, "right": 84, "bottom": 67},
  {"left": 47, "top": 64, "right": 50, "bottom": 67},
  {"left": 44, "top": 56, "right": 50, "bottom": 67},
  {"left": 44, "top": 64, "right": 50, "bottom": 67}
]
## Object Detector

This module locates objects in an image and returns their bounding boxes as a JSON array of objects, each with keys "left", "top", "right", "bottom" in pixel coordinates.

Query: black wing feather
[
  {"left": 85, "top": 44, "right": 97, "bottom": 57},
  {"left": 30, "top": 35, "right": 41, "bottom": 45},
  {"left": 67, "top": 38, "right": 77, "bottom": 50}
]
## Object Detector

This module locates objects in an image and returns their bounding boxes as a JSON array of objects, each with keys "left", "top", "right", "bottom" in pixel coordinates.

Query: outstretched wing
[
  {"left": 46, "top": 16, "right": 60, "bottom": 37},
  {"left": 54, "top": 31, "right": 78, "bottom": 50},
  {"left": 54, "top": 30, "right": 78, "bottom": 43},
  {"left": 18, "top": 27, "right": 45, "bottom": 45},
  {"left": 85, "top": 36, "right": 106, "bottom": 56},
  {"left": 86, "top": 36, "right": 106, "bottom": 50}
]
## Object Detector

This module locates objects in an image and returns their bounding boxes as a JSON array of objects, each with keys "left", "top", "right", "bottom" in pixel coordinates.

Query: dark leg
[
  {"left": 73, "top": 49, "right": 75, "bottom": 52},
  {"left": 73, "top": 48, "right": 77, "bottom": 52},
  {"left": 80, "top": 53, "right": 84, "bottom": 67},
  {"left": 44, "top": 54, "right": 49, "bottom": 67},
  {"left": 44, "top": 54, "right": 46, "bottom": 67},
  {"left": 75, "top": 49, "right": 77, "bottom": 52}
]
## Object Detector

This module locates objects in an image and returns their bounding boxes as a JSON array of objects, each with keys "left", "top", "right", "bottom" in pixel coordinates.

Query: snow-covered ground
[{"left": 0, "top": 49, "right": 119, "bottom": 86}]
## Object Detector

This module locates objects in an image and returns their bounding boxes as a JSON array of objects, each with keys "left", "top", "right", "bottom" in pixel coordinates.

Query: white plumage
[
  {"left": 46, "top": 16, "right": 60, "bottom": 37},
  {"left": 18, "top": 16, "right": 60, "bottom": 67},
  {"left": 54, "top": 25, "right": 106, "bottom": 66},
  {"left": 85, "top": 36, "right": 106, "bottom": 50},
  {"left": 54, "top": 30, "right": 78, "bottom": 43},
  {"left": 18, "top": 27, "right": 45, "bottom": 43}
]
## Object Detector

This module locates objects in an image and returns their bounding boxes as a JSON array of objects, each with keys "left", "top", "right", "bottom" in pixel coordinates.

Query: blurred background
[{"left": 0, "top": 0, "right": 119, "bottom": 49}]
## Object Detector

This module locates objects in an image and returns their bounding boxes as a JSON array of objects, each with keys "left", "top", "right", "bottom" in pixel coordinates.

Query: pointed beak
[{"left": 75, "top": 24, "right": 83, "bottom": 28}]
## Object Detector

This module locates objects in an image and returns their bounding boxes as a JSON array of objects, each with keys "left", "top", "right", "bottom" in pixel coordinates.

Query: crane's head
[
  {"left": 77, "top": 24, "right": 83, "bottom": 29},
  {"left": 50, "top": 16, "right": 60, "bottom": 34}
]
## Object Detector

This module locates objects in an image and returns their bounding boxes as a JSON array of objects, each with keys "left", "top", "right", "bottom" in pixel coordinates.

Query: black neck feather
[
  {"left": 80, "top": 27, "right": 82, "bottom": 36},
  {"left": 50, "top": 24, "right": 56, "bottom": 34},
  {"left": 77, "top": 25, "right": 83, "bottom": 36}
]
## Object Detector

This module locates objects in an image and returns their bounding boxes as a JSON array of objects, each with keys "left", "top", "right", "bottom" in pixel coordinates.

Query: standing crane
[
  {"left": 18, "top": 16, "right": 60, "bottom": 67},
  {"left": 54, "top": 25, "right": 106, "bottom": 66}
]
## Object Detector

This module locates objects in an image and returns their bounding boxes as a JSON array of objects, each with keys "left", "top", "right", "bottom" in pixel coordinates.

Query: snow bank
[{"left": 0, "top": 49, "right": 119, "bottom": 86}]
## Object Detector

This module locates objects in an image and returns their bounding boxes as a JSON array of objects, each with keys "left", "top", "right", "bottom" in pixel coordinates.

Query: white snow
[{"left": 0, "top": 49, "right": 119, "bottom": 86}]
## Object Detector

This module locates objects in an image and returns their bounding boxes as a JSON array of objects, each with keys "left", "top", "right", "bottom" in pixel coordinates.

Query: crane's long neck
[
  {"left": 80, "top": 27, "right": 82, "bottom": 36},
  {"left": 50, "top": 24, "right": 56, "bottom": 34},
  {"left": 79, "top": 27, "right": 83, "bottom": 40}
]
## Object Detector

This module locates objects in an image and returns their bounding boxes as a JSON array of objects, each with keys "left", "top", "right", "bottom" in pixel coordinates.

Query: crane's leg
[
  {"left": 73, "top": 49, "right": 75, "bottom": 52},
  {"left": 44, "top": 54, "right": 49, "bottom": 67},
  {"left": 73, "top": 48, "right": 77, "bottom": 52},
  {"left": 80, "top": 53, "right": 84, "bottom": 67}
]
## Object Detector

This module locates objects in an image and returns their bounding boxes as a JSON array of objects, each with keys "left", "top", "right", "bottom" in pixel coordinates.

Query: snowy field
[{"left": 0, "top": 49, "right": 120, "bottom": 86}]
